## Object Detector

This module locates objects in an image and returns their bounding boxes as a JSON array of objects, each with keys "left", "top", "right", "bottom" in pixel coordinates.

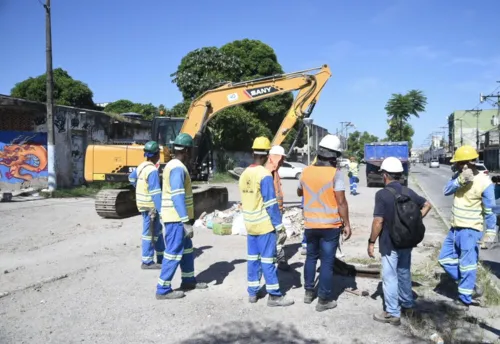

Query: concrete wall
[{"left": 0, "top": 96, "right": 151, "bottom": 191}]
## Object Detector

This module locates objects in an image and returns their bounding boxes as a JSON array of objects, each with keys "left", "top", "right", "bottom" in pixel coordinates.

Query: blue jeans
[
  {"left": 304, "top": 228, "right": 341, "bottom": 300},
  {"left": 301, "top": 233, "right": 307, "bottom": 248},
  {"left": 381, "top": 247, "right": 413, "bottom": 317},
  {"left": 438, "top": 228, "right": 482, "bottom": 304}
]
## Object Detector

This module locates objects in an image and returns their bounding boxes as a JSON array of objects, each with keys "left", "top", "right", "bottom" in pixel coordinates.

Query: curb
[{"left": 409, "top": 175, "right": 450, "bottom": 230}]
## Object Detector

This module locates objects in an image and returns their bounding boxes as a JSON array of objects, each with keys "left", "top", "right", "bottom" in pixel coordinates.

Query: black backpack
[{"left": 386, "top": 185, "right": 426, "bottom": 249}]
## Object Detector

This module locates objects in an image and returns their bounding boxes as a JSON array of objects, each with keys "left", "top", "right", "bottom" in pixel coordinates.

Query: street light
[{"left": 303, "top": 118, "right": 314, "bottom": 165}]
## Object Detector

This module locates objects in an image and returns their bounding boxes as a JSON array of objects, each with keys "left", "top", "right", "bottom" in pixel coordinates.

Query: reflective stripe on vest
[
  {"left": 239, "top": 165, "right": 275, "bottom": 235},
  {"left": 135, "top": 161, "right": 158, "bottom": 212},
  {"left": 450, "top": 173, "right": 491, "bottom": 231},
  {"left": 302, "top": 165, "right": 342, "bottom": 229},
  {"left": 161, "top": 159, "right": 194, "bottom": 223}
]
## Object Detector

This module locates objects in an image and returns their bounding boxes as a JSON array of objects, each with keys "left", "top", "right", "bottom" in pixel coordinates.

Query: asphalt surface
[{"left": 410, "top": 163, "right": 500, "bottom": 281}]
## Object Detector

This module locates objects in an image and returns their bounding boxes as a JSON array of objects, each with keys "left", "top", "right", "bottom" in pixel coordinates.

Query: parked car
[
  {"left": 278, "top": 161, "right": 306, "bottom": 179},
  {"left": 429, "top": 158, "right": 440, "bottom": 168},
  {"left": 475, "top": 162, "right": 489, "bottom": 176},
  {"left": 338, "top": 158, "right": 350, "bottom": 168}
]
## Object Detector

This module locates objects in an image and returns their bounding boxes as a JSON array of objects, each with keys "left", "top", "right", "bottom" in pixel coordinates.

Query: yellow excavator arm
[
  {"left": 179, "top": 65, "right": 331, "bottom": 143},
  {"left": 270, "top": 67, "right": 331, "bottom": 146}
]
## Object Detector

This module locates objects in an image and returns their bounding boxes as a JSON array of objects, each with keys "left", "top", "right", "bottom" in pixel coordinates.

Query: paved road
[{"left": 410, "top": 163, "right": 500, "bottom": 280}]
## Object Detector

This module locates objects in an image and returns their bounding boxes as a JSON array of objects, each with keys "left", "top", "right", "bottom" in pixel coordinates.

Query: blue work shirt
[{"left": 373, "top": 181, "right": 427, "bottom": 255}]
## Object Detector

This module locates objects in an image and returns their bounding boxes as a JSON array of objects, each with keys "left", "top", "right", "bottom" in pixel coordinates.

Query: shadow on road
[
  {"left": 193, "top": 245, "right": 213, "bottom": 259},
  {"left": 278, "top": 262, "right": 303, "bottom": 293},
  {"left": 482, "top": 259, "right": 500, "bottom": 280},
  {"left": 195, "top": 259, "right": 246, "bottom": 286},
  {"left": 179, "top": 321, "right": 322, "bottom": 344}
]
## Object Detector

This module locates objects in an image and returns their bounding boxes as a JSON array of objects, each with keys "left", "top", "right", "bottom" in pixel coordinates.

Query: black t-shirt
[{"left": 373, "top": 181, "right": 427, "bottom": 254}]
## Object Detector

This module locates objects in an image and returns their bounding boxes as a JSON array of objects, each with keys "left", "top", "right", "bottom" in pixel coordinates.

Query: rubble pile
[{"left": 195, "top": 204, "right": 305, "bottom": 237}]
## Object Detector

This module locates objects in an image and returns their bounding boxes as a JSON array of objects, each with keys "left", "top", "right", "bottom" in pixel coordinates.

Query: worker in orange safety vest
[{"left": 297, "top": 134, "right": 352, "bottom": 312}]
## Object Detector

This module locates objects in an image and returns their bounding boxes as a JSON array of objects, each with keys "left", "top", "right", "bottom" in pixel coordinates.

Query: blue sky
[{"left": 1, "top": 0, "right": 499, "bottom": 147}]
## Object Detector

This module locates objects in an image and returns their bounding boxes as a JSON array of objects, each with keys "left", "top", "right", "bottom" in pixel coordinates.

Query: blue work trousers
[
  {"left": 156, "top": 222, "right": 196, "bottom": 295},
  {"left": 349, "top": 176, "right": 358, "bottom": 194},
  {"left": 301, "top": 233, "right": 307, "bottom": 249},
  {"left": 438, "top": 228, "right": 482, "bottom": 304},
  {"left": 247, "top": 231, "right": 282, "bottom": 297},
  {"left": 304, "top": 228, "right": 340, "bottom": 300},
  {"left": 141, "top": 212, "right": 165, "bottom": 265},
  {"left": 381, "top": 247, "right": 414, "bottom": 317}
]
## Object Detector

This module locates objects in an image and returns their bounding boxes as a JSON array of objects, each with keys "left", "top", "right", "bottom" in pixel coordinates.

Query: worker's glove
[
  {"left": 183, "top": 223, "right": 194, "bottom": 239},
  {"left": 458, "top": 165, "right": 474, "bottom": 185}
]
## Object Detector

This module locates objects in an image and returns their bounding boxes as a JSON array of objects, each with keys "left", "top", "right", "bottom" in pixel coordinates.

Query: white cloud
[
  {"left": 399, "top": 45, "right": 445, "bottom": 60},
  {"left": 450, "top": 57, "right": 488, "bottom": 66}
]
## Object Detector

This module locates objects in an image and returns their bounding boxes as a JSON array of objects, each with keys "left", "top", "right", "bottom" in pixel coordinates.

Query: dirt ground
[{"left": 0, "top": 169, "right": 498, "bottom": 343}]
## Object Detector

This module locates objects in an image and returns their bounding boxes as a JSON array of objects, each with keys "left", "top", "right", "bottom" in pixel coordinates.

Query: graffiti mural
[{"left": 0, "top": 131, "right": 48, "bottom": 186}]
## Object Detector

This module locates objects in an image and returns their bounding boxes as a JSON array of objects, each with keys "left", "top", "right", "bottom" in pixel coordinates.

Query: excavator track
[
  {"left": 94, "top": 185, "right": 229, "bottom": 219},
  {"left": 95, "top": 189, "right": 139, "bottom": 219}
]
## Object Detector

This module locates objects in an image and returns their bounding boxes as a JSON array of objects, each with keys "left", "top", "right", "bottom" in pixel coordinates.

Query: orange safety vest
[
  {"left": 301, "top": 165, "right": 342, "bottom": 229},
  {"left": 266, "top": 154, "right": 284, "bottom": 214}
]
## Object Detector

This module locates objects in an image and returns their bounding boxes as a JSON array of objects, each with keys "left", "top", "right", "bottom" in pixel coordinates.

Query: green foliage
[
  {"left": 384, "top": 89, "right": 427, "bottom": 148},
  {"left": 170, "top": 39, "right": 293, "bottom": 150},
  {"left": 209, "top": 107, "right": 272, "bottom": 151},
  {"left": 386, "top": 121, "right": 414, "bottom": 149},
  {"left": 104, "top": 99, "right": 158, "bottom": 120},
  {"left": 171, "top": 47, "right": 242, "bottom": 100},
  {"left": 346, "top": 130, "right": 379, "bottom": 160},
  {"left": 164, "top": 100, "right": 191, "bottom": 118},
  {"left": 11, "top": 68, "right": 95, "bottom": 109}
]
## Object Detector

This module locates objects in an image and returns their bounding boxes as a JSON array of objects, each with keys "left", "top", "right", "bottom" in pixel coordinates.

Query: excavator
[{"left": 84, "top": 64, "right": 331, "bottom": 219}]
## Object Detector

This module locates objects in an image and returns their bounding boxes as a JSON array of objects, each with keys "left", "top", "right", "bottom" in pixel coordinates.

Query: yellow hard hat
[
  {"left": 450, "top": 145, "right": 479, "bottom": 163},
  {"left": 252, "top": 136, "right": 271, "bottom": 151}
]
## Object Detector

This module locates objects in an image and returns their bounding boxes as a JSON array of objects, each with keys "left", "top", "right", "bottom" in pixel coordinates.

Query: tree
[
  {"left": 386, "top": 122, "right": 415, "bottom": 149},
  {"left": 168, "top": 39, "right": 294, "bottom": 150},
  {"left": 104, "top": 100, "right": 158, "bottom": 120},
  {"left": 346, "top": 130, "right": 379, "bottom": 160},
  {"left": 384, "top": 89, "right": 427, "bottom": 141},
  {"left": 209, "top": 107, "right": 272, "bottom": 151},
  {"left": 11, "top": 68, "right": 95, "bottom": 108},
  {"left": 171, "top": 47, "right": 242, "bottom": 100}
]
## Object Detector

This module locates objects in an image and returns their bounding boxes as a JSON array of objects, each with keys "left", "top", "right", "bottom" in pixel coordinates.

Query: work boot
[
  {"left": 472, "top": 284, "right": 484, "bottom": 299},
  {"left": 304, "top": 290, "right": 315, "bottom": 304},
  {"left": 278, "top": 261, "right": 291, "bottom": 271},
  {"left": 249, "top": 288, "right": 267, "bottom": 303},
  {"left": 141, "top": 263, "right": 162, "bottom": 270},
  {"left": 315, "top": 298, "right": 337, "bottom": 312},
  {"left": 267, "top": 295, "right": 294, "bottom": 307},
  {"left": 155, "top": 291, "right": 185, "bottom": 300},
  {"left": 180, "top": 282, "right": 208, "bottom": 290},
  {"left": 373, "top": 312, "right": 401, "bottom": 326}
]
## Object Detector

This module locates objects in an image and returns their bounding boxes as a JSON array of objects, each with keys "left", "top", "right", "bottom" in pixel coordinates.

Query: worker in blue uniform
[
  {"left": 239, "top": 136, "right": 294, "bottom": 307},
  {"left": 156, "top": 133, "right": 207, "bottom": 300},
  {"left": 439, "top": 145, "right": 496, "bottom": 309},
  {"left": 128, "top": 141, "right": 164, "bottom": 269}
]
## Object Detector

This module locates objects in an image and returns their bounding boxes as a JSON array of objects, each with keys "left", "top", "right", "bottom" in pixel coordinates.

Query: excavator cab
[{"left": 152, "top": 116, "right": 213, "bottom": 181}]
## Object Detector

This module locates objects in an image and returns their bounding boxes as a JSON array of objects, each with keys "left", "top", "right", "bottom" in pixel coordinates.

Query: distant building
[{"left": 448, "top": 109, "right": 499, "bottom": 151}]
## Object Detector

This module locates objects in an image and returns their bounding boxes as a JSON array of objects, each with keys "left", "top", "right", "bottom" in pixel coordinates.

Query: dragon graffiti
[{"left": 0, "top": 131, "right": 48, "bottom": 185}]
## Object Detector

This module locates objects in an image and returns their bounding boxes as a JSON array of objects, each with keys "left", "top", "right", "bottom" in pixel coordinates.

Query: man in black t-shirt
[{"left": 368, "top": 157, "right": 432, "bottom": 326}]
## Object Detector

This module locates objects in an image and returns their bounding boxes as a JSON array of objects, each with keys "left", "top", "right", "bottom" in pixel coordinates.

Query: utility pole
[
  {"left": 44, "top": 0, "right": 56, "bottom": 191},
  {"left": 467, "top": 109, "right": 482, "bottom": 150},
  {"left": 455, "top": 119, "right": 464, "bottom": 146}
]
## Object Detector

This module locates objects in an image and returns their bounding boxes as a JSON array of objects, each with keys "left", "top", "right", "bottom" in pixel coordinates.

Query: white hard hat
[
  {"left": 380, "top": 157, "right": 404, "bottom": 173},
  {"left": 319, "top": 134, "right": 343, "bottom": 153},
  {"left": 269, "top": 145, "right": 286, "bottom": 156}
]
